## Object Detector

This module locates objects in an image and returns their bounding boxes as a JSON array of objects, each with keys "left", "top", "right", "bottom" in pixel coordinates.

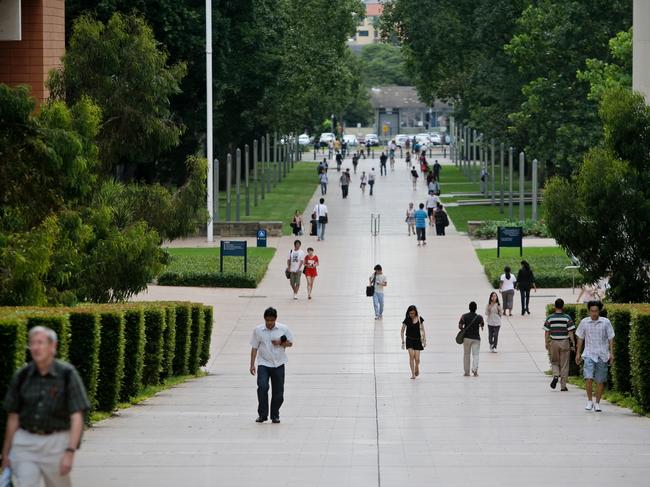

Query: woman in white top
[
  {"left": 499, "top": 266, "right": 516, "bottom": 316},
  {"left": 360, "top": 171, "right": 367, "bottom": 194},
  {"left": 405, "top": 203, "right": 416, "bottom": 236},
  {"left": 313, "top": 198, "right": 328, "bottom": 241},
  {"left": 577, "top": 282, "right": 601, "bottom": 304},
  {"left": 485, "top": 292, "right": 502, "bottom": 352}
]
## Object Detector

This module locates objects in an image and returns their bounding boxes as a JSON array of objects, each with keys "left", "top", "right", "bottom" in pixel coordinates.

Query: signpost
[
  {"left": 256, "top": 229, "right": 267, "bottom": 248},
  {"left": 220, "top": 240, "right": 247, "bottom": 273},
  {"left": 497, "top": 227, "right": 523, "bottom": 257}
]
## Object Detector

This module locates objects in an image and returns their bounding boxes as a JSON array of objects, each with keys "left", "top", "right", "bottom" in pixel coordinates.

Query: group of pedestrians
[
  {"left": 405, "top": 199, "right": 449, "bottom": 244},
  {"left": 498, "top": 262, "right": 537, "bottom": 316},
  {"left": 285, "top": 239, "right": 319, "bottom": 300}
]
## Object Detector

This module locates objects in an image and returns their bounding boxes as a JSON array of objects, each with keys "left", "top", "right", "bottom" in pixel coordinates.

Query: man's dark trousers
[{"left": 257, "top": 364, "right": 285, "bottom": 420}]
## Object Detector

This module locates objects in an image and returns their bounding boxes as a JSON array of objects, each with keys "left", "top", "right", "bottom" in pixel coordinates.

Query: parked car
[
  {"left": 319, "top": 132, "right": 336, "bottom": 146},
  {"left": 298, "top": 133, "right": 312, "bottom": 146},
  {"left": 343, "top": 134, "right": 358, "bottom": 146},
  {"left": 395, "top": 134, "right": 409, "bottom": 148},
  {"left": 428, "top": 132, "right": 442, "bottom": 145},
  {"left": 364, "top": 133, "right": 380, "bottom": 146}
]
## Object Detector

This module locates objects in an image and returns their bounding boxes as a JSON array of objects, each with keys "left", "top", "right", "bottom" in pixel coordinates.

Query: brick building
[{"left": 0, "top": 0, "right": 65, "bottom": 104}]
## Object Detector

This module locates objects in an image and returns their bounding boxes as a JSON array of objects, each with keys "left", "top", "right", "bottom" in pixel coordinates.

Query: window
[{"left": 358, "top": 30, "right": 369, "bottom": 37}]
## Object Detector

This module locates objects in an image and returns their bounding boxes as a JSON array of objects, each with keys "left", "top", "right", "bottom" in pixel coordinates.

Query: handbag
[
  {"left": 455, "top": 315, "right": 479, "bottom": 345},
  {"left": 319, "top": 215, "right": 328, "bottom": 224},
  {"left": 366, "top": 273, "right": 376, "bottom": 297}
]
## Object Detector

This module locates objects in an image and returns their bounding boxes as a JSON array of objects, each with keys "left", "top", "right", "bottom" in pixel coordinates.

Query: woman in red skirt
[{"left": 304, "top": 247, "right": 319, "bottom": 299}]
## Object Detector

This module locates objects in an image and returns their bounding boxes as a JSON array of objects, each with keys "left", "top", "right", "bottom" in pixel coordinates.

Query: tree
[
  {"left": 544, "top": 88, "right": 650, "bottom": 302},
  {"left": 357, "top": 43, "right": 410, "bottom": 86},
  {"left": 49, "top": 13, "right": 187, "bottom": 180}
]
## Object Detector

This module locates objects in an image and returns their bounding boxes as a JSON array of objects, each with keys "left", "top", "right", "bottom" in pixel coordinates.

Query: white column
[
  {"left": 634, "top": 0, "right": 650, "bottom": 102},
  {"left": 206, "top": 0, "right": 214, "bottom": 242}
]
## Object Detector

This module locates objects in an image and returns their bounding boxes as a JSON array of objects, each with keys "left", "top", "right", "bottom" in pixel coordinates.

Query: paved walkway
[{"left": 73, "top": 156, "right": 650, "bottom": 486}]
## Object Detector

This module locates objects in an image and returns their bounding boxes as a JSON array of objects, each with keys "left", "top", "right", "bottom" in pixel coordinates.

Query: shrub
[
  {"left": 161, "top": 304, "right": 176, "bottom": 379},
  {"left": 173, "top": 304, "right": 191, "bottom": 375},
  {"left": 188, "top": 305, "right": 205, "bottom": 375},
  {"left": 120, "top": 307, "right": 145, "bottom": 401},
  {"left": 630, "top": 311, "right": 650, "bottom": 410},
  {"left": 142, "top": 307, "right": 165, "bottom": 386},
  {"left": 608, "top": 308, "right": 632, "bottom": 394},
  {"left": 96, "top": 310, "right": 125, "bottom": 412},
  {"left": 472, "top": 219, "right": 550, "bottom": 240},
  {"left": 200, "top": 306, "right": 213, "bottom": 367},
  {"left": 68, "top": 311, "right": 101, "bottom": 409},
  {"left": 25, "top": 314, "right": 70, "bottom": 361},
  {"left": 0, "top": 318, "right": 27, "bottom": 438}
]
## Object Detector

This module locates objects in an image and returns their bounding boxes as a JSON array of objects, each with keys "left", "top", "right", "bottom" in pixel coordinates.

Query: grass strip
[{"left": 566, "top": 376, "right": 650, "bottom": 417}]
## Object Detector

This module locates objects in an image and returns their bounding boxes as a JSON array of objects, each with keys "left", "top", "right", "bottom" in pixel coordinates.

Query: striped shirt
[
  {"left": 543, "top": 312, "right": 575, "bottom": 340},
  {"left": 576, "top": 317, "right": 615, "bottom": 362}
]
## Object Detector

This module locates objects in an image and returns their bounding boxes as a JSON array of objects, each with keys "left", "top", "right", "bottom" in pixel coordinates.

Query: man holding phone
[{"left": 250, "top": 308, "right": 294, "bottom": 423}]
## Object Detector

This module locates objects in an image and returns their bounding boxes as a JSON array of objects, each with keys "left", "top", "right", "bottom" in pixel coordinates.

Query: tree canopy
[{"left": 356, "top": 43, "right": 410, "bottom": 87}]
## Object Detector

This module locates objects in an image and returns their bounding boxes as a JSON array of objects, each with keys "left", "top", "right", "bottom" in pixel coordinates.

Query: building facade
[{"left": 349, "top": 2, "right": 382, "bottom": 49}]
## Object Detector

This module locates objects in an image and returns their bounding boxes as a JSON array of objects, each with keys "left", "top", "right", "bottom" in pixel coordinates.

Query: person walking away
[
  {"left": 410, "top": 166, "right": 419, "bottom": 190},
  {"left": 319, "top": 170, "right": 328, "bottom": 196},
  {"left": 516, "top": 260, "right": 537, "bottom": 315},
  {"left": 303, "top": 247, "right": 319, "bottom": 299},
  {"left": 433, "top": 160, "right": 441, "bottom": 181},
  {"left": 499, "top": 266, "right": 516, "bottom": 316},
  {"left": 290, "top": 210, "right": 303, "bottom": 236},
  {"left": 426, "top": 192, "right": 441, "bottom": 226},
  {"left": 2, "top": 326, "right": 90, "bottom": 487},
  {"left": 433, "top": 202, "right": 449, "bottom": 236},
  {"left": 576, "top": 282, "right": 602, "bottom": 305},
  {"left": 360, "top": 171, "right": 367, "bottom": 194},
  {"left": 428, "top": 178, "right": 440, "bottom": 195},
  {"left": 335, "top": 151, "right": 343, "bottom": 171},
  {"left": 401, "top": 305, "right": 427, "bottom": 379},
  {"left": 327, "top": 140, "right": 334, "bottom": 159},
  {"left": 458, "top": 302, "right": 485, "bottom": 376},
  {"left": 250, "top": 307, "right": 294, "bottom": 423},
  {"left": 286, "top": 240, "right": 305, "bottom": 299},
  {"left": 379, "top": 152, "right": 388, "bottom": 176},
  {"left": 341, "top": 140, "right": 348, "bottom": 159},
  {"left": 340, "top": 168, "right": 351, "bottom": 199},
  {"left": 388, "top": 140, "right": 396, "bottom": 170},
  {"left": 405, "top": 203, "right": 416, "bottom": 236},
  {"left": 575, "top": 301, "right": 614, "bottom": 412},
  {"left": 485, "top": 292, "right": 502, "bottom": 352},
  {"left": 368, "top": 169, "right": 376, "bottom": 195},
  {"left": 544, "top": 298, "right": 576, "bottom": 391},
  {"left": 309, "top": 210, "right": 318, "bottom": 236},
  {"left": 313, "top": 198, "right": 328, "bottom": 241},
  {"left": 352, "top": 153, "right": 359, "bottom": 174},
  {"left": 369, "top": 265, "right": 387, "bottom": 319},
  {"left": 419, "top": 153, "right": 428, "bottom": 175},
  {"left": 405, "top": 151, "right": 411, "bottom": 165},
  {"left": 414, "top": 203, "right": 428, "bottom": 246}
]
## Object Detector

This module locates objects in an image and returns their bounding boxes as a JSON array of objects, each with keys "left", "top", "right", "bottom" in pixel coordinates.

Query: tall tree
[{"left": 357, "top": 43, "right": 410, "bottom": 87}]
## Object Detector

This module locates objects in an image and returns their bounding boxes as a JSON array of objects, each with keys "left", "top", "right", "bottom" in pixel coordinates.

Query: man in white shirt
[
  {"left": 575, "top": 301, "right": 615, "bottom": 412},
  {"left": 250, "top": 308, "right": 294, "bottom": 423},
  {"left": 426, "top": 192, "right": 441, "bottom": 226},
  {"left": 286, "top": 240, "right": 305, "bottom": 299},
  {"left": 370, "top": 264, "right": 387, "bottom": 319},
  {"left": 313, "top": 198, "right": 328, "bottom": 241},
  {"left": 368, "top": 169, "right": 376, "bottom": 196}
]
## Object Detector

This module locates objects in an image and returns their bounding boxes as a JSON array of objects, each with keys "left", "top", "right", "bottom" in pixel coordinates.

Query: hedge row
[
  {"left": 545, "top": 302, "right": 650, "bottom": 411},
  {"left": 0, "top": 302, "right": 214, "bottom": 426}
]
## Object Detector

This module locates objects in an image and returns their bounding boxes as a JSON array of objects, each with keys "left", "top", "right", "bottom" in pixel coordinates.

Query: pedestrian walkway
[{"left": 73, "top": 155, "right": 650, "bottom": 486}]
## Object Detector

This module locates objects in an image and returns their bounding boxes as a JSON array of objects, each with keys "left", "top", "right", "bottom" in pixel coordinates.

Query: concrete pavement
[{"left": 73, "top": 155, "right": 650, "bottom": 486}]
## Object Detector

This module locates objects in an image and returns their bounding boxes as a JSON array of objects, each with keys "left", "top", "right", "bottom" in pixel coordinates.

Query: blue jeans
[
  {"left": 257, "top": 364, "right": 285, "bottom": 420},
  {"left": 373, "top": 292, "right": 384, "bottom": 317},
  {"left": 583, "top": 357, "right": 609, "bottom": 384},
  {"left": 317, "top": 222, "right": 326, "bottom": 240},
  {"left": 320, "top": 182, "right": 327, "bottom": 195}
]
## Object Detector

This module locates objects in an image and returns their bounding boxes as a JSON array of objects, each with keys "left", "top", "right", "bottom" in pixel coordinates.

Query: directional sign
[{"left": 256, "top": 229, "right": 267, "bottom": 248}]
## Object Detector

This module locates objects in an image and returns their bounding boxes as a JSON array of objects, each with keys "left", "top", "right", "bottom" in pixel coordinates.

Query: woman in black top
[
  {"left": 400, "top": 305, "right": 427, "bottom": 379},
  {"left": 516, "top": 260, "right": 537, "bottom": 315}
]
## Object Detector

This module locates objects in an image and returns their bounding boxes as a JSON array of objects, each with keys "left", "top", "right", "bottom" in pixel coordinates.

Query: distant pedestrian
[
  {"left": 575, "top": 301, "right": 614, "bottom": 412},
  {"left": 352, "top": 153, "right": 359, "bottom": 173},
  {"left": 360, "top": 171, "right": 368, "bottom": 194},
  {"left": 428, "top": 178, "right": 440, "bottom": 195},
  {"left": 318, "top": 158, "right": 328, "bottom": 174},
  {"left": 433, "top": 202, "right": 449, "bottom": 236},
  {"left": 405, "top": 151, "right": 411, "bottom": 165},
  {"left": 410, "top": 166, "right": 419, "bottom": 190},
  {"left": 335, "top": 152, "right": 342, "bottom": 171},
  {"left": 290, "top": 210, "right": 303, "bottom": 236},
  {"left": 368, "top": 169, "right": 376, "bottom": 195},
  {"left": 414, "top": 203, "right": 427, "bottom": 246},
  {"left": 2, "top": 326, "right": 90, "bottom": 487},
  {"left": 319, "top": 171, "right": 328, "bottom": 196},
  {"left": 342, "top": 141, "right": 348, "bottom": 159},
  {"left": 401, "top": 305, "right": 427, "bottom": 379},
  {"left": 426, "top": 192, "right": 441, "bottom": 225},
  {"left": 370, "top": 264, "right": 387, "bottom": 320},
  {"left": 499, "top": 266, "right": 516, "bottom": 316},
  {"left": 577, "top": 282, "right": 602, "bottom": 305},
  {"left": 303, "top": 247, "right": 319, "bottom": 300},
  {"left": 458, "top": 301, "right": 485, "bottom": 376},
  {"left": 340, "top": 168, "right": 351, "bottom": 198},
  {"left": 379, "top": 152, "right": 387, "bottom": 175},
  {"left": 309, "top": 211, "right": 317, "bottom": 236},
  {"left": 485, "top": 292, "right": 502, "bottom": 352},
  {"left": 516, "top": 260, "right": 537, "bottom": 315},
  {"left": 313, "top": 198, "right": 328, "bottom": 241},
  {"left": 286, "top": 240, "right": 305, "bottom": 300},
  {"left": 544, "top": 298, "right": 575, "bottom": 392},
  {"left": 433, "top": 160, "right": 441, "bottom": 181},
  {"left": 250, "top": 307, "right": 293, "bottom": 423},
  {"left": 405, "top": 203, "right": 416, "bottom": 236}
]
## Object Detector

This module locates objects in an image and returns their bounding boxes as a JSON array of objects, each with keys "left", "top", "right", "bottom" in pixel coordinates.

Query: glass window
[{"left": 358, "top": 30, "right": 369, "bottom": 37}]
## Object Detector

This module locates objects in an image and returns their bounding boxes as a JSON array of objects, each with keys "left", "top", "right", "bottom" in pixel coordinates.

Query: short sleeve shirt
[
  {"left": 250, "top": 323, "right": 294, "bottom": 368},
  {"left": 459, "top": 312, "right": 484, "bottom": 340},
  {"left": 414, "top": 210, "right": 428, "bottom": 228},
  {"left": 543, "top": 312, "right": 575, "bottom": 340},
  {"left": 288, "top": 249, "right": 306, "bottom": 272},
  {"left": 313, "top": 204, "right": 328, "bottom": 218},
  {"left": 576, "top": 316, "right": 615, "bottom": 362},
  {"left": 372, "top": 274, "right": 387, "bottom": 294},
  {"left": 500, "top": 274, "right": 516, "bottom": 291}
]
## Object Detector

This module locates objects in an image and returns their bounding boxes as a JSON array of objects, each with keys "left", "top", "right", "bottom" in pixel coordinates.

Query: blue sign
[
  {"left": 257, "top": 229, "right": 267, "bottom": 248},
  {"left": 220, "top": 240, "right": 247, "bottom": 273},
  {"left": 497, "top": 227, "right": 523, "bottom": 257}
]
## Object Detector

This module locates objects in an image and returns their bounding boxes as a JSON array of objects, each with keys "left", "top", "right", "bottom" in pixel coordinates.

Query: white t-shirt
[
  {"left": 426, "top": 195, "right": 441, "bottom": 208},
  {"left": 360, "top": 174, "right": 367, "bottom": 184},
  {"left": 288, "top": 249, "right": 305, "bottom": 272},
  {"left": 313, "top": 203, "right": 328, "bottom": 218},
  {"left": 368, "top": 173, "right": 376, "bottom": 182},
  {"left": 372, "top": 273, "right": 387, "bottom": 294},
  {"left": 250, "top": 323, "right": 294, "bottom": 368},
  {"left": 500, "top": 273, "right": 517, "bottom": 291},
  {"left": 319, "top": 173, "right": 328, "bottom": 183}
]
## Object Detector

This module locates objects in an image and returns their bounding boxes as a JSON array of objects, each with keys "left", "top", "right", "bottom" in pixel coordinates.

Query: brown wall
[{"left": 0, "top": 0, "right": 65, "bottom": 104}]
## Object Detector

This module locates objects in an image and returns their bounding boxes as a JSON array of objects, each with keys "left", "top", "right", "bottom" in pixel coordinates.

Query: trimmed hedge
[
  {"left": 608, "top": 308, "right": 632, "bottom": 394},
  {"left": 161, "top": 304, "right": 176, "bottom": 380},
  {"left": 96, "top": 311, "right": 125, "bottom": 412},
  {"left": 25, "top": 315, "right": 70, "bottom": 361},
  {"left": 120, "top": 308, "right": 145, "bottom": 401},
  {"left": 188, "top": 305, "right": 205, "bottom": 375},
  {"left": 68, "top": 311, "right": 101, "bottom": 409},
  {"left": 0, "top": 318, "right": 27, "bottom": 436},
  {"left": 173, "top": 304, "right": 192, "bottom": 375},
  {"left": 142, "top": 307, "right": 166, "bottom": 386},
  {"left": 200, "top": 306, "right": 213, "bottom": 367},
  {"left": 630, "top": 312, "right": 650, "bottom": 410}
]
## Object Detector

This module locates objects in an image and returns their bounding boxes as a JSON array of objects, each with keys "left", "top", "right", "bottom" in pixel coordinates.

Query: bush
[
  {"left": 481, "top": 254, "right": 583, "bottom": 288},
  {"left": 120, "top": 307, "right": 145, "bottom": 401},
  {"left": 68, "top": 311, "right": 101, "bottom": 409},
  {"left": 96, "top": 310, "right": 125, "bottom": 412},
  {"left": 159, "top": 304, "right": 176, "bottom": 380},
  {"left": 142, "top": 307, "right": 165, "bottom": 386},
  {"left": 188, "top": 305, "right": 205, "bottom": 375},
  {"left": 25, "top": 314, "right": 70, "bottom": 361},
  {"left": 0, "top": 318, "right": 27, "bottom": 438},
  {"left": 608, "top": 308, "right": 632, "bottom": 394},
  {"left": 630, "top": 312, "right": 650, "bottom": 410},
  {"left": 173, "top": 304, "right": 191, "bottom": 375},
  {"left": 200, "top": 306, "right": 213, "bottom": 367},
  {"left": 472, "top": 219, "right": 550, "bottom": 240}
]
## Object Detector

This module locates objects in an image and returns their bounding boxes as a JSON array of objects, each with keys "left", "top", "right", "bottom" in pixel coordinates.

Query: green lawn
[
  {"left": 475, "top": 247, "right": 583, "bottom": 289},
  {"left": 447, "top": 203, "right": 542, "bottom": 232},
  {"left": 215, "top": 161, "right": 318, "bottom": 235},
  {"left": 440, "top": 164, "right": 534, "bottom": 195},
  {"left": 158, "top": 247, "right": 277, "bottom": 288}
]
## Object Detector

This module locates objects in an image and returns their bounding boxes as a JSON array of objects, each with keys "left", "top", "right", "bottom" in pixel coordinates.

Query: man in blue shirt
[{"left": 414, "top": 203, "right": 428, "bottom": 246}]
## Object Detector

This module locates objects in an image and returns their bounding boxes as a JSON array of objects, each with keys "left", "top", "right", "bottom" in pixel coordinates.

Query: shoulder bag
[
  {"left": 455, "top": 315, "right": 479, "bottom": 345},
  {"left": 366, "top": 273, "right": 376, "bottom": 297}
]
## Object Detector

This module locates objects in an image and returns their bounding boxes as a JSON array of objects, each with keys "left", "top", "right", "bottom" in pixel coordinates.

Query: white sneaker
[
  {"left": 585, "top": 401, "right": 593, "bottom": 411},
  {"left": 293, "top": 295, "right": 298, "bottom": 300},
  {"left": 594, "top": 402, "right": 602, "bottom": 412}
]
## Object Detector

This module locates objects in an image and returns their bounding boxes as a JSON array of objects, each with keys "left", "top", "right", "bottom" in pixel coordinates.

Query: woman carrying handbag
[{"left": 401, "top": 305, "right": 427, "bottom": 379}]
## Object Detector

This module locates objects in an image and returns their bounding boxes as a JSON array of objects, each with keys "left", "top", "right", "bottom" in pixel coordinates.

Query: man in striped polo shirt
[{"left": 544, "top": 298, "right": 576, "bottom": 391}]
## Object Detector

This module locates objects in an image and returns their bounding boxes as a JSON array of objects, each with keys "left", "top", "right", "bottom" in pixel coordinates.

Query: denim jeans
[
  {"left": 373, "top": 292, "right": 384, "bottom": 317},
  {"left": 257, "top": 364, "right": 285, "bottom": 420},
  {"left": 317, "top": 222, "right": 326, "bottom": 240},
  {"left": 320, "top": 182, "right": 327, "bottom": 195},
  {"left": 369, "top": 181, "right": 374, "bottom": 195},
  {"left": 519, "top": 288, "right": 531, "bottom": 312},
  {"left": 488, "top": 325, "right": 500, "bottom": 349}
]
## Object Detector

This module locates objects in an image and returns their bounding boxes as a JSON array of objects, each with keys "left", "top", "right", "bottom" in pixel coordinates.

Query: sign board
[
  {"left": 256, "top": 229, "right": 267, "bottom": 248},
  {"left": 0, "top": 0, "right": 21, "bottom": 41},
  {"left": 385, "top": 107, "right": 393, "bottom": 114},
  {"left": 220, "top": 240, "right": 247, "bottom": 273},
  {"left": 497, "top": 227, "right": 523, "bottom": 257}
]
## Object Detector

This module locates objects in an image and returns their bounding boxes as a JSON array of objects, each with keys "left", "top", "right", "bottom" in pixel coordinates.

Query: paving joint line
[{"left": 372, "top": 322, "right": 381, "bottom": 487}]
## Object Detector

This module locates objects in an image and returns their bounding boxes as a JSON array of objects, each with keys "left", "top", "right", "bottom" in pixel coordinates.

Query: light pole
[{"left": 206, "top": 0, "right": 214, "bottom": 242}]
